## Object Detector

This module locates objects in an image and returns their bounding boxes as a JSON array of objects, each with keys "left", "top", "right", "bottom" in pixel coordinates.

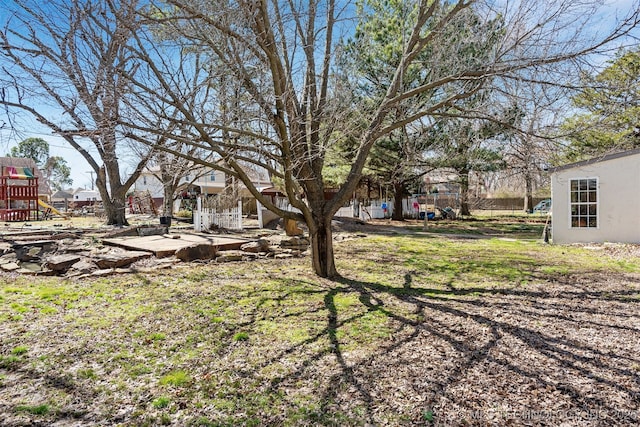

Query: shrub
[{"left": 175, "top": 210, "right": 192, "bottom": 218}]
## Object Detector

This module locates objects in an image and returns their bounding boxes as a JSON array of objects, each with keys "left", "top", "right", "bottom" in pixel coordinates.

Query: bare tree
[
  {"left": 123, "top": 0, "right": 638, "bottom": 277},
  {"left": 498, "top": 80, "right": 569, "bottom": 212},
  {"left": 151, "top": 137, "right": 210, "bottom": 218},
  {"left": 0, "top": 0, "right": 152, "bottom": 225}
]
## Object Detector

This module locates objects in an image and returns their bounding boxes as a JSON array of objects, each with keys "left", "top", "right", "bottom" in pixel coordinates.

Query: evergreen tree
[{"left": 563, "top": 49, "right": 640, "bottom": 160}]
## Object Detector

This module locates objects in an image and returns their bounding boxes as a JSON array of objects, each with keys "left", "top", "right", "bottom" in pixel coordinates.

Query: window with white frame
[
  {"left": 210, "top": 172, "right": 216, "bottom": 181},
  {"left": 570, "top": 178, "right": 597, "bottom": 228}
]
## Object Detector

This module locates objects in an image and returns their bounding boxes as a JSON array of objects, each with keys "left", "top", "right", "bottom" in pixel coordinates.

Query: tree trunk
[
  {"left": 103, "top": 195, "right": 128, "bottom": 226},
  {"left": 96, "top": 169, "right": 129, "bottom": 226},
  {"left": 391, "top": 180, "right": 404, "bottom": 221},
  {"left": 459, "top": 171, "right": 471, "bottom": 217},
  {"left": 523, "top": 174, "right": 534, "bottom": 213},
  {"left": 163, "top": 182, "right": 176, "bottom": 217},
  {"left": 308, "top": 216, "right": 337, "bottom": 278}
]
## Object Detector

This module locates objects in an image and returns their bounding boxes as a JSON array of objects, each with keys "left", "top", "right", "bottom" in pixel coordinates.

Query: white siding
[
  {"left": 180, "top": 168, "right": 226, "bottom": 194},
  {"left": 73, "top": 190, "right": 101, "bottom": 202},
  {"left": 551, "top": 153, "right": 640, "bottom": 244},
  {"left": 134, "top": 173, "right": 164, "bottom": 198}
]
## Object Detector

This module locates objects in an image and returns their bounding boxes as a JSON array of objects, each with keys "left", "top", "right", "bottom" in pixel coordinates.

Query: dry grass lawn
[{"left": 1, "top": 217, "right": 639, "bottom": 426}]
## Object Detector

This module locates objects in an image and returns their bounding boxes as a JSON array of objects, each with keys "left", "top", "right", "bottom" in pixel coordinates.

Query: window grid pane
[{"left": 569, "top": 178, "right": 597, "bottom": 228}]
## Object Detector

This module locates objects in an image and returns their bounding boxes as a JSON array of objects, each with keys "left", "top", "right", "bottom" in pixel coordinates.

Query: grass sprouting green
[
  {"left": 233, "top": 331, "right": 249, "bottom": 341},
  {"left": 11, "top": 346, "right": 28, "bottom": 356},
  {"left": 15, "top": 404, "right": 50, "bottom": 415},
  {"left": 152, "top": 396, "right": 171, "bottom": 409},
  {"left": 148, "top": 332, "right": 166, "bottom": 341},
  {"left": 159, "top": 370, "right": 191, "bottom": 387},
  {"left": 0, "top": 355, "right": 20, "bottom": 369}
]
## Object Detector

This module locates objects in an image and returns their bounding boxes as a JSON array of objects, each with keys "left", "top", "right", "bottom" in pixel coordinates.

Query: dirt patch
[{"left": 579, "top": 242, "right": 640, "bottom": 261}]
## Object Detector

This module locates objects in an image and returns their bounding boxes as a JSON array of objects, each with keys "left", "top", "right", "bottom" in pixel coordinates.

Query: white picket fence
[
  {"left": 361, "top": 200, "right": 388, "bottom": 219},
  {"left": 193, "top": 199, "right": 243, "bottom": 231},
  {"left": 257, "top": 198, "right": 302, "bottom": 228},
  {"left": 335, "top": 206, "right": 354, "bottom": 217},
  {"left": 336, "top": 198, "right": 421, "bottom": 220}
]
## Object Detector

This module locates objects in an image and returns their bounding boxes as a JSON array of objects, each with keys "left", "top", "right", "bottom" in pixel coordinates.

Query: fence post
[
  {"left": 238, "top": 200, "right": 243, "bottom": 230},
  {"left": 194, "top": 196, "right": 202, "bottom": 231},
  {"left": 193, "top": 211, "right": 200, "bottom": 231},
  {"left": 256, "top": 200, "right": 263, "bottom": 228}
]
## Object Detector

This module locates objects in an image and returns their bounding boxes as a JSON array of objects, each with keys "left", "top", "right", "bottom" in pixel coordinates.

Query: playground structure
[
  {"left": 0, "top": 166, "right": 40, "bottom": 222},
  {"left": 0, "top": 163, "right": 71, "bottom": 221},
  {"left": 38, "top": 198, "right": 68, "bottom": 220},
  {"left": 128, "top": 190, "right": 158, "bottom": 215}
]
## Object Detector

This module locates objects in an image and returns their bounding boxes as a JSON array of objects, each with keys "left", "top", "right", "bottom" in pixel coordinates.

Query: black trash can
[{"left": 159, "top": 216, "right": 172, "bottom": 227}]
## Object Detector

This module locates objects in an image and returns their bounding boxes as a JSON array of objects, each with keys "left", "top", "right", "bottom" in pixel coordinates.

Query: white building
[
  {"left": 73, "top": 189, "right": 101, "bottom": 202},
  {"left": 180, "top": 167, "right": 229, "bottom": 196},
  {"left": 551, "top": 148, "right": 640, "bottom": 244},
  {"left": 133, "top": 167, "right": 164, "bottom": 199}
]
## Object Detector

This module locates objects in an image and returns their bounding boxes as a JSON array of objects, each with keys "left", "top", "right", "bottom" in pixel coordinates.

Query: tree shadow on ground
[{"left": 254, "top": 268, "right": 640, "bottom": 425}]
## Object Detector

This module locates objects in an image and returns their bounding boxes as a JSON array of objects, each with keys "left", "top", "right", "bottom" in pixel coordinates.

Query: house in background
[
  {"left": 132, "top": 166, "right": 165, "bottom": 208},
  {"left": 133, "top": 163, "right": 272, "bottom": 214},
  {"left": 178, "top": 166, "right": 229, "bottom": 196},
  {"left": 51, "top": 189, "right": 74, "bottom": 211},
  {"left": 131, "top": 165, "right": 225, "bottom": 213},
  {"left": 550, "top": 148, "right": 640, "bottom": 244},
  {"left": 72, "top": 188, "right": 101, "bottom": 208}
]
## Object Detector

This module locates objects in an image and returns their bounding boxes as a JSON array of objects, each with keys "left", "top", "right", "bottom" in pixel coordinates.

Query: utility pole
[{"left": 86, "top": 170, "right": 95, "bottom": 190}]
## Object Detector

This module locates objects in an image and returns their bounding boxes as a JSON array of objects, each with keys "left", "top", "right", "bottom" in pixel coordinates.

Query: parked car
[{"left": 532, "top": 198, "right": 551, "bottom": 214}]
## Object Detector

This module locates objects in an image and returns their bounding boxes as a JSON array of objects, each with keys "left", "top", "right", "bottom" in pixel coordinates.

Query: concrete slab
[{"left": 102, "top": 233, "right": 251, "bottom": 257}]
